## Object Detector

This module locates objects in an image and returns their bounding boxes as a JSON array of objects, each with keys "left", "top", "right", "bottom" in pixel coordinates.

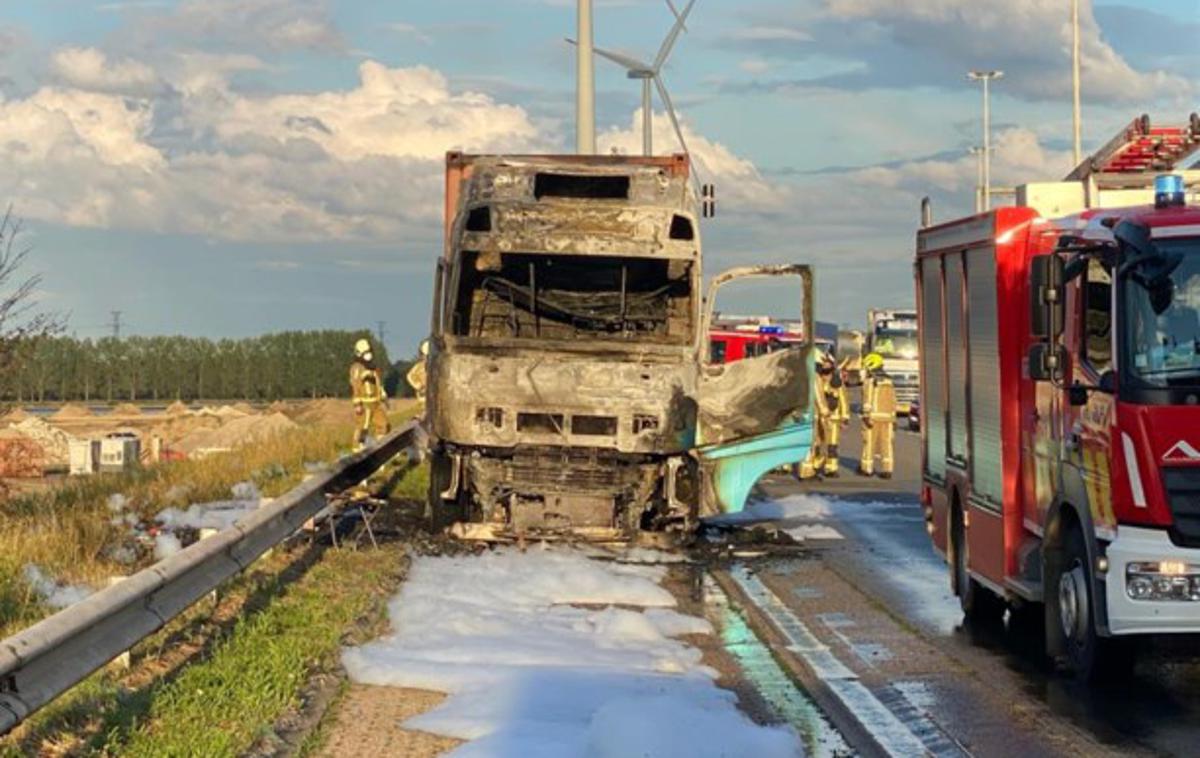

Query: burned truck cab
[{"left": 426, "top": 153, "right": 815, "bottom": 542}]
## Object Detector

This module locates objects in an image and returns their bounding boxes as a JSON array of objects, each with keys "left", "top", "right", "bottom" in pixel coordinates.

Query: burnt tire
[
  {"left": 426, "top": 450, "right": 466, "bottom": 533},
  {"left": 1056, "top": 527, "right": 1137, "bottom": 682},
  {"left": 952, "top": 502, "right": 1005, "bottom": 624}
]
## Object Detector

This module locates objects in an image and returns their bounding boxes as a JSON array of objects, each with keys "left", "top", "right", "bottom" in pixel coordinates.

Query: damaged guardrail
[{"left": 0, "top": 422, "right": 418, "bottom": 736}]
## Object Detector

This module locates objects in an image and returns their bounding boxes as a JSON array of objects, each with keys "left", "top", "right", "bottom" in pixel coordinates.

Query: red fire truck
[
  {"left": 916, "top": 114, "right": 1200, "bottom": 680},
  {"left": 709, "top": 319, "right": 832, "bottom": 364}
]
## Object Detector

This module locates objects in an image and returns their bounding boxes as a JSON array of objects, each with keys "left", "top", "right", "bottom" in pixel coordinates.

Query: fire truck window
[
  {"left": 1083, "top": 259, "right": 1113, "bottom": 376},
  {"left": 710, "top": 339, "right": 726, "bottom": 363}
]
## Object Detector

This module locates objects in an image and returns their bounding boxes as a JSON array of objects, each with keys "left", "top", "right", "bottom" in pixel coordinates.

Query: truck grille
[
  {"left": 1164, "top": 467, "right": 1200, "bottom": 545},
  {"left": 506, "top": 449, "right": 631, "bottom": 493}
]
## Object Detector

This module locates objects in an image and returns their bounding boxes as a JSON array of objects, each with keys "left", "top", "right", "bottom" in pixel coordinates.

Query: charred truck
[
  {"left": 916, "top": 114, "right": 1200, "bottom": 680},
  {"left": 425, "top": 152, "right": 815, "bottom": 542}
]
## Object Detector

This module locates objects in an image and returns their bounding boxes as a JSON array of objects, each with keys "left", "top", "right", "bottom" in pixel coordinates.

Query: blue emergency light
[
  {"left": 759, "top": 325, "right": 784, "bottom": 335},
  {"left": 1155, "top": 174, "right": 1186, "bottom": 208}
]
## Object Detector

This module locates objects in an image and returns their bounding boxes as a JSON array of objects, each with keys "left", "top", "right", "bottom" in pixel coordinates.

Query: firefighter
[
  {"left": 797, "top": 352, "right": 849, "bottom": 479},
  {"left": 858, "top": 352, "right": 896, "bottom": 478},
  {"left": 406, "top": 340, "right": 429, "bottom": 402},
  {"left": 350, "top": 338, "right": 390, "bottom": 450}
]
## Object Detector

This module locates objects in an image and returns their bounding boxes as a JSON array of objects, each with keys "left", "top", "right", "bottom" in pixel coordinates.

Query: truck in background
[
  {"left": 916, "top": 113, "right": 1200, "bottom": 680},
  {"left": 866, "top": 308, "right": 919, "bottom": 413},
  {"left": 425, "top": 152, "right": 816, "bottom": 542}
]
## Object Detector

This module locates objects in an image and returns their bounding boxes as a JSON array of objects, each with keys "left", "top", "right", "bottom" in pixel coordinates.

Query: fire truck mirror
[{"left": 1030, "top": 254, "right": 1065, "bottom": 340}]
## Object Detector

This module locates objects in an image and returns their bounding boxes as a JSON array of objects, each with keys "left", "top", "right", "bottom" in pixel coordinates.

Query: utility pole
[
  {"left": 376, "top": 321, "right": 386, "bottom": 351},
  {"left": 968, "top": 70, "right": 1003, "bottom": 211},
  {"left": 1071, "top": 0, "right": 1082, "bottom": 166},
  {"left": 576, "top": 0, "right": 596, "bottom": 154},
  {"left": 969, "top": 147, "right": 985, "bottom": 213},
  {"left": 109, "top": 310, "right": 123, "bottom": 340}
]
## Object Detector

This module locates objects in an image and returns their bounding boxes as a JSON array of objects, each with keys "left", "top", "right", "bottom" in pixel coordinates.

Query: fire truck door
[{"left": 695, "top": 265, "right": 815, "bottom": 514}]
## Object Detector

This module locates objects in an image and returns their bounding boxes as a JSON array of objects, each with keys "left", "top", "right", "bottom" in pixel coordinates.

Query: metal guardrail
[{"left": 0, "top": 422, "right": 418, "bottom": 735}]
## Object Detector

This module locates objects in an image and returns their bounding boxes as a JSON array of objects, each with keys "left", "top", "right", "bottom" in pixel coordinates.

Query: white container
[
  {"left": 99, "top": 436, "right": 141, "bottom": 473},
  {"left": 69, "top": 439, "right": 100, "bottom": 476}
]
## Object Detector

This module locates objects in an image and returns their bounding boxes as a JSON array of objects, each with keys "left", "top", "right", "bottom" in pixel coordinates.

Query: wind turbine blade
[
  {"left": 593, "top": 45, "right": 650, "bottom": 72},
  {"left": 665, "top": 0, "right": 688, "bottom": 32},
  {"left": 654, "top": 75, "right": 690, "bottom": 160},
  {"left": 654, "top": 0, "right": 696, "bottom": 72}
]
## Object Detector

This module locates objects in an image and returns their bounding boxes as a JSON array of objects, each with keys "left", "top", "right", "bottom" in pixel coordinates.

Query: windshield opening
[
  {"left": 1122, "top": 237, "right": 1200, "bottom": 388},
  {"left": 451, "top": 251, "right": 694, "bottom": 344},
  {"left": 873, "top": 327, "right": 918, "bottom": 359}
]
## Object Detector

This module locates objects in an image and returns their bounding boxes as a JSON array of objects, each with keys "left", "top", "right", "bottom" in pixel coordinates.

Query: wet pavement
[{"left": 746, "top": 423, "right": 1200, "bottom": 756}]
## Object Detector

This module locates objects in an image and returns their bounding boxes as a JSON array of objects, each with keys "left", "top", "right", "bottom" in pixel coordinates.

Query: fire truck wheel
[
  {"left": 1059, "top": 527, "right": 1137, "bottom": 681},
  {"left": 952, "top": 502, "right": 1005, "bottom": 623}
]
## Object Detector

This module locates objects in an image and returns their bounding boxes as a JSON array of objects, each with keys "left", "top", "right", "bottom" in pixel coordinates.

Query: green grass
[
  {"left": 104, "top": 546, "right": 404, "bottom": 757},
  {"left": 0, "top": 421, "right": 360, "bottom": 639}
]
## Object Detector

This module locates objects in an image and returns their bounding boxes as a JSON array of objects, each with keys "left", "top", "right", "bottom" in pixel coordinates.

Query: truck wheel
[
  {"left": 426, "top": 450, "right": 466, "bottom": 533},
  {"left": 952, "top": 503, "right": 1005, "bottom": 624},
  {"left": 1057, "top": 527, "right": 1137, "bottom": 681}
]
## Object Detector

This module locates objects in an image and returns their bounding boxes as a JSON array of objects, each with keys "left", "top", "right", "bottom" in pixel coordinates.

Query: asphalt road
[{"left": 746, "top": 421, "right": 1200, "bottom": 757}]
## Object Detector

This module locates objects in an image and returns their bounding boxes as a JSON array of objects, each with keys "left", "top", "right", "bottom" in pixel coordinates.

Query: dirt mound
[
  {"left": 11, "top": 417, "right": 76, "bottom": 465},
  {"left": 291, "top": 398, "right": 354, "bottom": 426},
  {"left": 3, "top": 407, "right": 31, "bottom": 423},
  {"left": 175, "top": 412, "right": 299, "bottom": 455},
  {"left": 52, "top": 403, "right": 93, "bottom": 420},
  {"left": 150, "top": 415, "right": 222, "bottom": 447},
  {"left": 112, "top": 403, "right": 142, "bottom": 416},
  {"left": 232, "top": 402, "right": 257, "bottom": 415},
  {"left": 165, "top": 401, "right": 191, "bottom": 416},
  {"left": 0, "top": 430, "right": 46, "bottom": 477}
]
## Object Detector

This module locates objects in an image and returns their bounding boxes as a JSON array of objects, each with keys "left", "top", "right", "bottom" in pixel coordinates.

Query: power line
[{"left": 109, "top": 310, "right": 123, "bottom": 340}]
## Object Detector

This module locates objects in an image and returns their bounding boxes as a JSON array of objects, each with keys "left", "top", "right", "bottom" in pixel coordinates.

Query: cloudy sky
[{"left": 0, "top": 0, "right": 1196, "bottom": 356}]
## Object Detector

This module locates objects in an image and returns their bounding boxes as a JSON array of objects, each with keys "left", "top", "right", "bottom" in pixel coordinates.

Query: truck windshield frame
[
  {"left": 873, "top": 327, "right": 919, "bottom": 360},
  {"left": 1119, "top": 236, "right": 1200, "bottom": 403},
  {"left": 449, "top": 250, "right": 696, "bottom": 346}
]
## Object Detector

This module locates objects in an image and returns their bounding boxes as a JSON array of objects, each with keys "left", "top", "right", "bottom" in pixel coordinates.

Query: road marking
[{"left": 728, "top": 566, "right": 929, "bottom": 757}]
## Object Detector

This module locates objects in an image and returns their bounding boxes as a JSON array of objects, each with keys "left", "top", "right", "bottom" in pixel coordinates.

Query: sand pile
[
  {"left": 165, "top": 400, "right": 191, "bottom": 416},
  {"left": 0, "top": 429, "right": 45, "bottom": 477},
  {"left": 11, "top": 417, "right": 76, "bottom": 465},
  {"left": 175, "top": 412, "right": 299, "bottom": 455},
  {"left": 149, "top": 415, "right": 222, "bottom": 447},
  {"left": 291, "top": 398, "right": 354, "bottom": 426},
  {"left": 113, "top": 403, "right": 142, "bottom": 416},
  {"left": 214, "top": 405, "right": 249, "bottom": 418},
  {"left": 232, "top": 402, "right": 257, "bottom": 415},
  {"left": 52, "top": 403, "right": 93, "bottom": 420},
  {"left": 3, "top": 407, "right": 31, "bottom": 423}
]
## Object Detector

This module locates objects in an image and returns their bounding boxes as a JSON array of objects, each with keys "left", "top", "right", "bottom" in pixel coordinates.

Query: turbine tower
[
  {"left": 570, "top": 0, "right": 696, "bottom": 157},
  {"left": 576, "top": 0, "right": 596, "bottom": 154}
]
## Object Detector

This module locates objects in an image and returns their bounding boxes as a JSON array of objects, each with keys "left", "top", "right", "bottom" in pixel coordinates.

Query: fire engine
[{"left": 916, "top": 114, "right": 1200, "bottom": 680}]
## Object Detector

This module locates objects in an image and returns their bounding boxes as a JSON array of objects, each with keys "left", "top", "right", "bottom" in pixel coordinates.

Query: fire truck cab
[{"left": 916, "top": 114, "right": 1200, "bottom": 680}]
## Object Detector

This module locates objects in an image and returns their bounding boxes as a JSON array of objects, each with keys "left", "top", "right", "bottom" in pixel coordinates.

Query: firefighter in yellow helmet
[
  {"left": 406, "top": 340, "right": 429, "bottom": 403},
  {"left": 350, "top": 337, "right": 390, "bottom": 450},
  {"left": 798, "top": 351, "right": 850, "bottom": 479},
  {"left": 859, "top": 352, "right": 896, "bottom": 478}
]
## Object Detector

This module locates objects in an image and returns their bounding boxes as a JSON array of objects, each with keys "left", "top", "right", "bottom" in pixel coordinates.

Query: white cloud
[
  {"left": 599, "top": 110, "right": 787, "bottom": 213},
  {"left": 729, "top": 26, "right": 812, "bottom": 43},
  {"left": 50, "top": 47, "right": 163, "bottom": 96},
  {"left": 821, "top": 0, "right": 1191, "bottom": 103},
  {"left": 0, "top": 58, "right": 546, "bottom": 243}
]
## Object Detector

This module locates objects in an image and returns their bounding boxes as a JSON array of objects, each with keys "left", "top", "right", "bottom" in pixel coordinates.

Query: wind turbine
[{"left": 569, "top": 0, "right": 697, "bottom": 158}]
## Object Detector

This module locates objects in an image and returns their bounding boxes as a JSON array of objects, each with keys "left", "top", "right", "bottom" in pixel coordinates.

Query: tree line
[{"left": 2, "top": 331, "right": 416, "bottom": 403}]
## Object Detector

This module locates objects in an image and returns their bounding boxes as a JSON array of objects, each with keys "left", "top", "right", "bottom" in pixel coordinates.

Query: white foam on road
[
  {"left": 342, "top": 547, "right": 801, "bottom": 757},
  {"left": 707, "top": 494, "right": 834, "bottom": 526}
]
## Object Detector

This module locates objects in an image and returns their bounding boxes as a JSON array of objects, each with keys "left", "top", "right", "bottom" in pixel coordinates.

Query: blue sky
[{"left": 0, "top": 0, "right": 1196, "bottom": 356}]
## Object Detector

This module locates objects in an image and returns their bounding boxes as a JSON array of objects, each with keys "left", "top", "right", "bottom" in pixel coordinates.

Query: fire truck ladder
[{"left": 1066, "top": 113, "right": 1200, "bottom": 190}]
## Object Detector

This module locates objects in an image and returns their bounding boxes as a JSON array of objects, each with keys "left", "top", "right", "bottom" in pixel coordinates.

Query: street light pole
[
  {"left": 1071, "top": 0, "right": 1082, "bottom": 166},
  {"left": 969, "top": 147, "right": 985, "bottom": 213},
  {"left": 968, "top": 70, "right": 1003, "bottom": 211}
]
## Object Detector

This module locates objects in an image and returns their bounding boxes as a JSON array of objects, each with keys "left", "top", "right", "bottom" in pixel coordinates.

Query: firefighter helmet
[
  {"left": 354, "top": 338, "right": 371, "bottom": 357},
  {"left": 862, "top": 352, "right": 885, "bottom": 373}
]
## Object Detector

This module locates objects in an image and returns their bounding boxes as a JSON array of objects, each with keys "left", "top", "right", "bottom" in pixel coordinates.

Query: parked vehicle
[
  {"left": 866, "top": 308, "right": 919, "bottom": 413},
  {"left": 915, "top": 114, "right": 1200, "bottom": 680}
]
